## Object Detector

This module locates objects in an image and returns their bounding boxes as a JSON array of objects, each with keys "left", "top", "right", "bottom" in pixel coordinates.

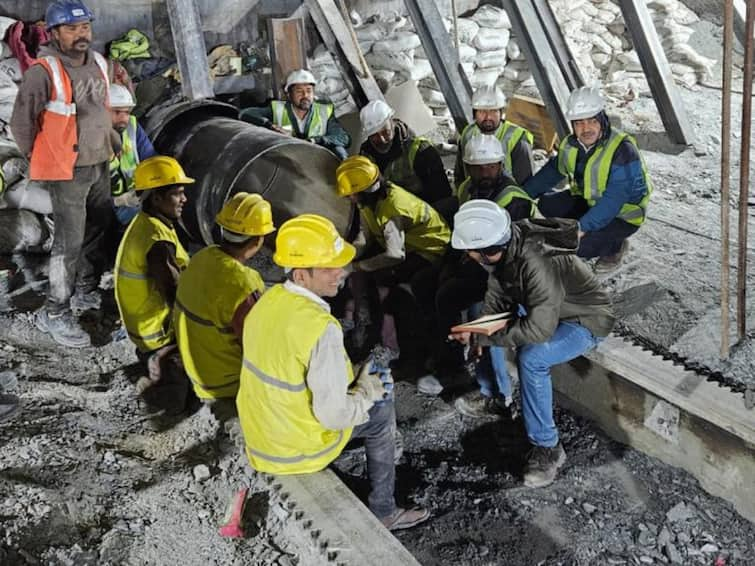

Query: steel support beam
[
  {"left": 618, "top": 0, "right": 696, "bottom": 145},
  {"left": 166, "top": 0, "right": 214, "bottom": 100},
  {"left": 404, "top": 0, "right": 473, "bottom": 132},
  {"left": 304, "top": 0, "right": 384, "bottom": 106},
  {"left": 501, "top": 0, "right": 572, "bottom": 138},
  {"left": 532, "top": 0, "right": 585, "bottom": 91}
]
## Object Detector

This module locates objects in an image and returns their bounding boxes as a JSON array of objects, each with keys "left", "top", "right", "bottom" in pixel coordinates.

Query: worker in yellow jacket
[
  {"left": 114, "top": 155, "right": 193, "bottom": 413},
  {"left": 174, "top": 192, "right": 275, "bottom": 402},
  {"left": 236, "top": 214, "right": 430, "bottom": 531}
]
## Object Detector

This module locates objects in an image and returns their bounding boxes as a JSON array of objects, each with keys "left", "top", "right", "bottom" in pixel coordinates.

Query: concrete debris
[
  {"left": 665, "top": 501, "right": 696, "bottom": 523},
  {"left": 582, "top": 502, "right": 597, "bottom": 514},
  {"left": 192, "top": 464, "right": 211, "bottom": 483}
]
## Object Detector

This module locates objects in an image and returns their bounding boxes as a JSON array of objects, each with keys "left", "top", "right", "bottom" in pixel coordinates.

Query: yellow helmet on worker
[
  {"left": 133, "top": 155, "right": 194, "bottom": 191},
  {"left": 273, "top": 214, "right": 355, "bottom": 269},
  {"left": 216, "top": 192, "right": 276, "bottom": 240},
  {"left": 335, "top": 155, "right": 380, "bottom": 197}
]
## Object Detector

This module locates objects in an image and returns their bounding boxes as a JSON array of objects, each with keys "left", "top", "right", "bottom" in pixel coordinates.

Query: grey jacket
[
  {"left": 10, "top": 42, "right": 114, "bottom": 167},
  {"left": 480, "top": 223, "right": 615, "bottom": 348}
]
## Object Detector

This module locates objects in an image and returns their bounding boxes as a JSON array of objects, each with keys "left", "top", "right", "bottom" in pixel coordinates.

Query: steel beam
[
  {"left": 501, "top": 0, "right": 572, "bottom": 138},
  {"left": 618, "top": 0, "right": 696, "bottom": 145},
  {"left": 404, "top": 0, "right": 473, "bottom": 132},
  {"left": 166, "top": 0, "right": 214, "bottom": 100},
  {"left": 532, "top": 0, "right": 585, "bottom": 91}
]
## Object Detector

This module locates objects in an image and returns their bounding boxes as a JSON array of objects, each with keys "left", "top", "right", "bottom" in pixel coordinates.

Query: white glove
[{"left": 354, "top": 363, "right": 386, "bottom": 403}]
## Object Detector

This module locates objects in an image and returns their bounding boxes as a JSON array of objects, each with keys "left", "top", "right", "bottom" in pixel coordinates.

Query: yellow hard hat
[
  {"left": 335, "top": 155, "right": 379, "bottom": 197},
  {"left": 273, "top": 214, "right": 356, "bottom": 269},
  {"left": 216, "top": 192, "right": 276, "bottom": 237},
  {"left": 133, "top": 155, "right": 195, "bottom": 191}
]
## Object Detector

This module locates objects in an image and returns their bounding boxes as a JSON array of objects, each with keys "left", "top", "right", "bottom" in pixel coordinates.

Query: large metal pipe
[{"left": 143, "top": 100, "right": 355, "bottom": 246}]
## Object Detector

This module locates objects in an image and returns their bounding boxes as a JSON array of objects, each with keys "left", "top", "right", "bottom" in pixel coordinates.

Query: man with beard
[
  {"left": 359, "top": 100, "right": 453, "bottom": 213},
  {"left": 11, "top": 0, "right": 114, "bottom": 347},
  {"left": 109, "top": 83, "right": 155, "bottom": 226},
  {"left": 523, "top": 86, "right": 653, "bottom": 271},
  {"left": 454, "top": 86, "right": 534, "bottom": 187},
  {"left": 114, "top": 156, "right": 194, "bottom": 413},
  {"left": 240, "top": 69, "right": 351, "bottom": 159}
]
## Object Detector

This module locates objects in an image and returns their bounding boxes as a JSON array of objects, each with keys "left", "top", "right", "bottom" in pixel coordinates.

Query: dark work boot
[
  {"left": 523, "top": 443, "right": 567, "bottom": 488},
  {"left": 594, "top": 240, "right": 630, "bottom": 273},
  {"left": 36, "top": 308, "right": 91, "bottom": 348}
]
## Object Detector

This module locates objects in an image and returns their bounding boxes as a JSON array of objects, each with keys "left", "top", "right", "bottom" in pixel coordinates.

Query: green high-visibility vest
[
  {"left": 381, "top": 136, "right": 432, "bottom": 196},
  {"left": 556, "top": 130, "right": 652, "bottom": 227},
  {"left": 270, "top": 100, "right": 333, "bottom": 138},
  {"left": 109, "top": 115, "right": 139, "bottom": 197},
  {"left": 459, "top": 120, "right": 533, "bottom": 179},
  {"left": 456, "top": 177, "right": 535, "bottom": 217}
]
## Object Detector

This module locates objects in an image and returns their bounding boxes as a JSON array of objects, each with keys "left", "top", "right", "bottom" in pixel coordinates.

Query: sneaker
[
  {"left": 0, "top": 393, "right": 19, "bottom": 422},
  {"left": 455, "top": 391, "right": 508, "bottom": 419},
  {"left": 417, "top": 374, "right": 444, "bottom": 396},
  {"left": 523, "top": 443, "right": 567, "bottom": 488},
  {"left": 380, "top": 507, "right": 431, "bottom": 531},
  {"left": 594, "top": 240, "right": 630, "bottom": 273},
  {"left": 36, "top": 308, "right": 91, "bottom": 348},
  {"left": 70, "top": 289, "right": 102, "bottom": 311}
]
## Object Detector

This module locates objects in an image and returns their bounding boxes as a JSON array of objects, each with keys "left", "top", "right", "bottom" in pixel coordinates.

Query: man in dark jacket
[
  {"left": 450, "top": 200, "right": 614, "bottom": 488},
  {"left": 10, "top": 1, "right": 114, "bottom": 348}
]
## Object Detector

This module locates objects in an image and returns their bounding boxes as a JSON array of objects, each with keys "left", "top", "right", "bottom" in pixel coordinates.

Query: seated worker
[
  {"left": 436, "top": 133, "right": 535, "bottom": 412},
  {"left": 336, "top": 156, "right": 450, "bottom": 368},
  {"left": 237, "top": 214, "right": 430, "bottom": 530},
  {"left": 450, "top": 200, "right": 614, "bottom": 488},
  {"left": 239, "top": 68, "right": 351, "bottom": 160},
  {"left": 455, "top": 86, "right": 534, "bottom": 187},
  {"left": 359, "top": 99, "right": 453, "bottom": 210},
  {"left": 174, "top": 193, "right": 274, "bottom": 402},
  {"left": 109, "top": 83, "right": 156, "bottom": 226},
  {"left": 523, "top": 86, "right": 653, "bottom": 272},
  {"left": 114, "top": 156, "right": 193, "bottom": 413}
]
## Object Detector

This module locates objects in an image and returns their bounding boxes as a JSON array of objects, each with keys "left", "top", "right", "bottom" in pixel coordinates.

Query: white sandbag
[
  {"left": 372, "top": 31, "right": 422, "bottom": 54},
  {"left": 432, "top": 106, "right": 451, "bottom": 118},
  {"left": 590, "top": 34, "right": 613, "bottom": 56},
  {"left": 507, "top": 39, "right": 521, "bottom": 61},
  {"left": 365, "top": 50, "right": 414, "bottom": 74},
  {"left": 359, "top": 40, "right": 375, "bottom": 54},
  {"left": 461, "top": 61, "right": 475, "bottom": 79},
  {"left": 0, "top": 209, "right": 51, "bottom": 254},
  {"left": 458, "top": 43, "right": 478, "bottom": 63},
  {"left": 418, "top": 75, "right": 440, "bottom": 90},
  {"left": 502, "top": 66, "right": 523, "bottom": 82},
  {"left": 456, "top": 18, "right": 480, "bottom": 45},
  {"left": 591, "top": 52, "right": 612, "bottom": 69},
  {"left": 372, "top": 69, "right": 396, "bottom": 85},
  {"left": 581, "top": 1, "right": 599, "bottom": 17},
  {"left": 473, "top": 28, "right": 510, "bottom": 52},
  {"left": 670, "top": 43, "right": 717, "bottom": 74},
  {"left": 335, "top": 98, "right": 358, "bottom": 117},
  {"left": 319, "top": 77, "right": 345, "bottom": 95},
  {"left": 470, "top": 5, "right": 511, "bottom": 29},
  {"left": 471, "top": 67, "right": 502, "bottom": 88},
  {"left": 401, "top": 58, "right": 433, "bottom": 82},
  {"left": 327, "top": 88, "right": 350, "bottom": 103},
  {"left": 670, "top": 3, "right": 700, "bottom": 25},
  {"left": 355, "top": 22, "right": 386, "bottom": 42},
  {"left": 0, "top": 58, "right": 22, "bottom": 83},
  {"left": 419, "top": 87, "right": 446, "bottom": 108},
  {"left": 0, "top": 72, "right": 18, "bottom": 123},
  {"left": 474, "top": 49, "right": 507, "bottom": 70},
  {"left": 2, "top": 179, "right": 53, "bottom": 215},
  {"left": 0, "top": 16, "right": 16, "bottom": 42},
  {"left": 595, "top": 8, "right": 617, "bottom": 25}
]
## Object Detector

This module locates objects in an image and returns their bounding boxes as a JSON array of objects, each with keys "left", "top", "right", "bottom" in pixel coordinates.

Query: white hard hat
[
  {"left": 109, "top": 83, "right": 135, "bottom": 109},
  {"left": 472, "top": 85, "right": 506, "bottom": 110},
  {"left": 284, "top": 68, "right": 317, "bottom": 91},
  {"left": 360, "top": 100, "right": 395, "bottom": 137},
  {"left": 463, "top": 134, "right": 505, "bottom": 166},
  {"left": 452, "top": 199, "right": 512, "bottom": 250},
  {"left": 565, "top": 86, "right": 605, "bottom": 121}
]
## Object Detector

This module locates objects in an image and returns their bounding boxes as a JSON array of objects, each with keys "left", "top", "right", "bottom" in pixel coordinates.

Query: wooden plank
[
  {"left": 505, "top": 95, "right": 559, "bottom": 152},
  {"left": 268, "top": 18, "right": 308, "bottom": 100},
  {"left": 617, "top": 0, "right": 696, "bottom": 145}
]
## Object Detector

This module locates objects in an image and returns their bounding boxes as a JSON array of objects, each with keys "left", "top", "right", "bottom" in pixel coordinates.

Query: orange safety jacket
[{"left": 29, "top": 53, "right": 109, "bottom": 181}]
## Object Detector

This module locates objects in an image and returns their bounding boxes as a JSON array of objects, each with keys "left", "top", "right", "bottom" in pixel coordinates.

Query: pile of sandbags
[{"left": 308, "top": 44, "right": 358, "bottom": 116}]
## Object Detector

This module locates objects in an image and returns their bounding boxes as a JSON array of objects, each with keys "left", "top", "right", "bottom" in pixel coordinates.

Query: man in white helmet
[
  {"left": 455, "top": 86, "right": 534, "bottom": 187},
  {"left": 359, "top": 100, "right": 452, "bottom": 212},
  {"left": 109, "top": 83, "right": 156, "bottom": 226},
  {"left": 449, "top": 199, "right": 614, "bottom": 488},
  {"left": 523, "top": 86, "right": 653, "bottom": 272},
  {"left": 239, "top": 68, "right": 351, "bottom": 159}
]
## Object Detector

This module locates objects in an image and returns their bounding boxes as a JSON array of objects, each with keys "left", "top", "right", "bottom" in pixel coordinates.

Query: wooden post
[
  {"left": 267, "top": 18, "right": 307, "bottom": 100},
  {"left": 721, "top": 0, "right": 733, "bottom": 358}
]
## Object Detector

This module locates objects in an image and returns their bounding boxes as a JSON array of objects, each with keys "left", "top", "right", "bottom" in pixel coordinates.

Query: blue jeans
[
  {"left": 518, "top": 321, "right": 602, "bottom": 447},
  {"left": 470, "top": 302, "right": 512, "bottom": 401}
]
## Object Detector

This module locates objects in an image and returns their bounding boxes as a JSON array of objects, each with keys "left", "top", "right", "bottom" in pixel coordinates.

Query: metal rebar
[
  {"left": 721, "top": 0, "right": 734, "bottom": 358},
  {"left": 737, "top": 0, "right": 755, "bottom": 341}
]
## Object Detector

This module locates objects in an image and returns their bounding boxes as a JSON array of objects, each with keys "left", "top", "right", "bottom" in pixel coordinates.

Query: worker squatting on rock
[
  {"left": 114, "top": 156, "right": 194, "bottom": 414},
  {"left": 523, "top": 86, "right": 653, "bottom": 271},
  {"left": 449, "top": 200, "right": 615, "bottom": 487},
  {"left": 174, "top": 193, "right": 274, "bottom": 405},
  {"left": 10, "top": 0, "right": 116, "bottom": 348},
  {"left": 235, "top": 214, "right": 431, "bottom": 531},
  {"left": 455, "top": 85, "right": 535, "bottom": 187},
  {"left": 239, "top": 68, "right": 351, "bottom": 160}
]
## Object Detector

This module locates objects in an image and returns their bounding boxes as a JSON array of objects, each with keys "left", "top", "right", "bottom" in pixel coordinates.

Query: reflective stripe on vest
[
  {"left": 114, "top": 211, "right": 189, "bottom": 352},
  {"left": 456, "top": 177, "right": 536, "bottom": 216},
  {"left": 29, "top": 53, "right": 110, "bottom": 181},
  {"left": 174, "top": 245, "right": 266, "bottom": 399},
  {"left": 271, "top": 101, "right": 333, "bottom": 138},
  {"left": 556, "top": 131, "right": 653, "bottom": 226},
  {"left": 382, "top": 136, "right": 431, "bottom": 196},
  {"left": 459, "top": 121, "right": 533, "bottom": 178},
  {"left": 238, "top": 284, "right": 354, "bottom": 474},
  {"left": 359, "top": 183, "right": 450, "bottom": 263},
  {"left": 110, "top": 115, "right": 140, "bottom": 196}
]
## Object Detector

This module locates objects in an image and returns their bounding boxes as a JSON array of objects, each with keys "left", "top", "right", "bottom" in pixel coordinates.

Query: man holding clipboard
[{"left": 449, "top": 200, "right": 614, "bottom": 488}]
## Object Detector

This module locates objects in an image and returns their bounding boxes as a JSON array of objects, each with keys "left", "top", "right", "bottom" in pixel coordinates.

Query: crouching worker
[
  {"left": 449, "top": 200, "right": 614, "bottom": 488},
  {"left": 114, "top": 156, "right": 193, "bottom": 414},
  {"left": 236, "top": 214, "right": 430, "bottom": 531},
  {"left": 174, "top": 193, "right": 274, "bottom": 411}
]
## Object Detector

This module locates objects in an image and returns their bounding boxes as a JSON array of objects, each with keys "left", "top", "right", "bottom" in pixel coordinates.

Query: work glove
[{"left": 353, "top": 363, "right": 387, "bottom": 403}]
